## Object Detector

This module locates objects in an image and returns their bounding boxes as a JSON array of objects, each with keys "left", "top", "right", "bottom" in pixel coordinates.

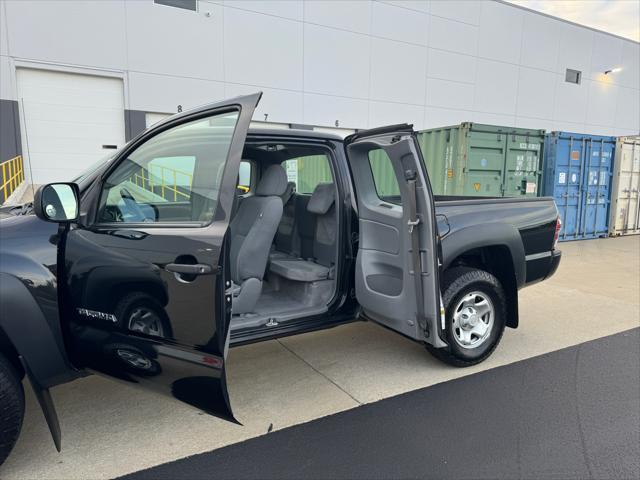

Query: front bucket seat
[{"left": 230, "top": 164, "right": 288, "bottom": 314}]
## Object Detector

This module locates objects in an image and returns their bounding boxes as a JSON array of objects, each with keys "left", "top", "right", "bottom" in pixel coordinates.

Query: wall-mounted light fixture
[{"left": 604, "top": 67, "right": 622, "bottom": 75}]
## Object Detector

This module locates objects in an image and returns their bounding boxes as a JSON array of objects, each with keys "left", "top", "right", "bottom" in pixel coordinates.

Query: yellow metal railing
[
  {"left": 0, "top": 155, "right": 25, "bottom": 204},
  {"left": 131, "top": 165, "right": 193, "bottom": 201},
  {"left": 129, "top": 164, "right": 252, "bottom": 202}
]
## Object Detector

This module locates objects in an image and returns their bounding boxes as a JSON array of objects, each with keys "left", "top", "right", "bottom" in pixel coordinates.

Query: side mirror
[{"left": 34, "top": 183, "right": 80, "bottom": 223}]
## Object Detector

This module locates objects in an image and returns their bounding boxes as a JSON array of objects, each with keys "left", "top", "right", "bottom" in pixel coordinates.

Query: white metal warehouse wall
[{"left": 1, "top": 0, "right": 639, "bottom": 140}]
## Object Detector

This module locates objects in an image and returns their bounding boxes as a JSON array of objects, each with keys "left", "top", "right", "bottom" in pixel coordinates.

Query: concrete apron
[{"left": 3, "top": 236, "right": 639, "bottom": 480}]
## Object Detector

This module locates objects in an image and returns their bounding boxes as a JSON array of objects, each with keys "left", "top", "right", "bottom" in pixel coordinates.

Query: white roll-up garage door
[
  {"left": 17, "top": 68, "right": 125, "bottom": 184},
  {"left": 145, "top": 112, "right": 172, "bottom": 129}
]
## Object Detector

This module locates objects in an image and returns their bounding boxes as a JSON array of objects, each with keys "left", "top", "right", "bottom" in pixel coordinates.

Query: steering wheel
[{"left": 119, "top": 187, "right": 149, "bottom": 222}]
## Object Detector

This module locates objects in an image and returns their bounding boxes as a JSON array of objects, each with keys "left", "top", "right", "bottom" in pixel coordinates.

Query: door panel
[
  {"left": 465, "top": 132, "right": 505, "bottom": 196},
  {"left": 581, "top": 138, "right": 614, "bottom": 238},
  {"left": 550, "top": 136, "right": 584, "bottom": 240},
  {"left": 504, "top": 133, "right": 543, "bottom": 197},
  {"left": 62, "top": 93, "right": 261, "bottom": 421},
  {"left": 614, "top": 140, "right": 640, "bottom": 233},
  {"left": 346, "top": 126, "right": 445, "bottom": 347}
]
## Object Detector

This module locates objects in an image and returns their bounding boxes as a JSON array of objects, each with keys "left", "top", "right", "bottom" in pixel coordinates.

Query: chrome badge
[{"left": 77, "top": 308, "right": 118, "bottom": 323}]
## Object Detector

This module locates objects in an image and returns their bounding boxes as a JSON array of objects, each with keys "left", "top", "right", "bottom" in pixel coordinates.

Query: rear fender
[
  {"left": 440, "top": 223, "right": 524, "bottom": 328},
  {"left": 441, "top": 223, "right": 525, "bottom": 287}
]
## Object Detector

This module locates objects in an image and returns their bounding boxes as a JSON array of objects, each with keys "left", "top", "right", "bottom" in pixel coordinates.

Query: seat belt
[{"left": 405, "top": 169, "right": 429, "bottom": 337}]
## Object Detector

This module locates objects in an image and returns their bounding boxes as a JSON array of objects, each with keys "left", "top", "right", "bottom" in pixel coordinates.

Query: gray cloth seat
[
  {"left": 230, "top": 165, "right": 288, "bottom": 314},
  {"left": 280, "top": 181, "right": 295, "bottom": 205},
  {"left": 270, "top": 181, "right": 297, "bottom": 261},
  {"left": 269, "top": 182, "right": 336, "bottom": 282},
  {"left": 269, "top": 257, "right": 331, "bottom": 282}
]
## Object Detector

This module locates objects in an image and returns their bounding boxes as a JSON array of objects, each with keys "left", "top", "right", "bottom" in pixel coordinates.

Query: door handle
[
  {"left": 111, "top": 230, "right": 147, "bottom": 240},
  {"left": 165, "top": 263, "right": 215, "bottom": 275}
]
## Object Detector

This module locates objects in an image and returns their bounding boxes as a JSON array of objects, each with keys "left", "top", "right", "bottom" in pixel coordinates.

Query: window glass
[
  {"left": 72, "top": 154, "right": 114, "bottom": 184},
  {"left": 283, "top": 154, "right": 332, "bottom": 194},
  {"left": 154, "top": 0, "right": 197, "bottom": 12},
  {"left": 565, "top": 68, "right": 581, "bottom": 84},
  {"left": 99, "top": 111, "right": 239, "bottom": 224},
  {"left": 238, "top": 161, "right": 252, "bottom": 193},
  {"left": 368, "top": 149, "right": 402, "bottom": 205}
]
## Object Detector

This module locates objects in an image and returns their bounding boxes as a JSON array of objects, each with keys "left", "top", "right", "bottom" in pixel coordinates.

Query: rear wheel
[
  {"left": 0, "top": 353, "right": 25, "bottom": 465},
  {"left": 427, "top": 267, "right": 507, "bottom": 367}
]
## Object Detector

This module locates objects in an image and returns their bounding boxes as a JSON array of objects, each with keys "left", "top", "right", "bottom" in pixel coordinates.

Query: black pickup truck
[{"left": 0, "top": 93, "right": 561, "bottom": 464}]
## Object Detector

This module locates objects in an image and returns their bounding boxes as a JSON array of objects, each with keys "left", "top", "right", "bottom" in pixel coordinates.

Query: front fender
[
  {"left": 0, "top": 273, "right": 79, "bottom": 452},
  {"left": 0, "top": 273, "right": 76, "bottom": 388},
  {"left": 440, "top": 222, "right": 526, "bottom": 288}
]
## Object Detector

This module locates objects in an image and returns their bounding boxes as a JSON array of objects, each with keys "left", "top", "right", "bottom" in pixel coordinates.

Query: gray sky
[{"left": 506, "top": 0, "right": 640, "bottom": 42}]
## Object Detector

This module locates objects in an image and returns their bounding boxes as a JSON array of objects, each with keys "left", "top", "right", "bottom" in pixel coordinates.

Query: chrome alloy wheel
[
  {"left": 451, "top": 291, "right": 494, "bottom": 349},
  {"left": 128, "top": 307, "right": 164, "bottom": 337},
  {"left": 115, "top": 349, "right": 153, "bottom": 370}
]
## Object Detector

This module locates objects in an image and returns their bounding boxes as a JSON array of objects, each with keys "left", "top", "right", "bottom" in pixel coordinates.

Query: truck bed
[
  {"left": 435, "top": 195, "right": 558, "bottom": 241},
  {"left": 434, "top": 195, "right": 560, "bottom": 287}
]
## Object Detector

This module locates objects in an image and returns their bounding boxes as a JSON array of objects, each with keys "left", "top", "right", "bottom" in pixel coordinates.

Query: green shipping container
[
  {"left": 417, "top": 123, "right": 545, "bottom": 197},
  {"left": 295, "top": 155, "right": 333, "bottom": 193}
]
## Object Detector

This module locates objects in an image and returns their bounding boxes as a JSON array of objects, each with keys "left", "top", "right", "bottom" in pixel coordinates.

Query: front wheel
[
  {"left": 114, "top": 292, "right": 171, "bottom": 339},
  {"left": 0, "top": 353, "right": 25, "bottom": 465},
  {"left": 427, "top": 267, "right": 507, "bottom": 367}
]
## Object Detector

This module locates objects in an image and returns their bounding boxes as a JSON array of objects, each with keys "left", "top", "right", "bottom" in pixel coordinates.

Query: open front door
[
  {"left": 345, "top": 125, "right": 445, "bottom": 348},
  {"left": 61, "top": 93, "right": 261, "bottom": 422}
]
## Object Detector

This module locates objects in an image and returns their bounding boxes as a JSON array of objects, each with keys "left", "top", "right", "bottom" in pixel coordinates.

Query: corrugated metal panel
[
  {"left": 542, "top": 132, "right": 616, "bottom": 241},
  {"left": 368, "top": 149, "right": 400, "bottom": 197},
  {"left": 417, "top": 123, "right": 544, "bottom": 197},
  {"left": 503, "top": 129, "right": 544, "bottom": 197},
  {"left": 295, "top": 154, "right": 332, "bottom": 194},
  {"left": 417, "top": 126, "right": 458, "bottom": 195},
  {"left": 462, "top": 125, "right": 507, "bottom": 196},
  {"left": 609, "top": 136, "right": 640, "bottom": 236}
]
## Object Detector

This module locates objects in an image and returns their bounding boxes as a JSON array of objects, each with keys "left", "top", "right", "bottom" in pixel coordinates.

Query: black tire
[
  {"left": 427, "top": 267, "right": 507, "bottom": 368},
  {"left": 114, "top": 292, "right": 171, "bottom": 339},
  {"left": 0, "top": 353, "right": 25, "bottom": 466}
]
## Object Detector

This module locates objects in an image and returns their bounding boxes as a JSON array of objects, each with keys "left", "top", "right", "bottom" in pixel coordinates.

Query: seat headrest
[
  {"left": 307, "top": 183, "right": 335, "bottom": 215},
  {"left": 281, "top": 181, "right": 296, "bottom": 205},
  {"left": 256, "top": 165, "right": 288, "bottom": 197}
]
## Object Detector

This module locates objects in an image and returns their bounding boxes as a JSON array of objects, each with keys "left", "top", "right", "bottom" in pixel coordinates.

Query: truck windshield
[{"left": 72, "top": 154, "right": 115, "bottom": 184}]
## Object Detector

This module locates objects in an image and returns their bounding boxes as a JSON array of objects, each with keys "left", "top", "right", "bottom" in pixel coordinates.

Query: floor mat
[
  {"left": 119, "top": 328, "right": 640, "bottom": 480},
  {"left": 253, "top": 290, "right": 307, "bottom": 315}
]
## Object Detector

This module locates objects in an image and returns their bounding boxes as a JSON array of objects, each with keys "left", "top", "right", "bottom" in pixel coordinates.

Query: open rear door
[{"left": 345, "top": 125, "right": 446, "bottom": 347}]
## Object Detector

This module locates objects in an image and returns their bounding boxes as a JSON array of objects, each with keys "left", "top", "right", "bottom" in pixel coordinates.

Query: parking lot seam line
[
  {"left": 275, "top": 339, "right": 363, "bottom": 406},
  {"left": 573, "top": 343, "right": 595, "bottom": 480}
]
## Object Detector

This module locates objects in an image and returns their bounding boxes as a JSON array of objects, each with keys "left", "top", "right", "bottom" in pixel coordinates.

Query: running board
[{"left": 19, "top": 356, "right": 62, "bottom": 452}]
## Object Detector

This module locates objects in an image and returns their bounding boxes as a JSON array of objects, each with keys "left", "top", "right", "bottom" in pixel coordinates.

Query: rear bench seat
[
  {"left": 270, "top": 181, "right": 296, "bottom": 261},
  {"left": 269, "top": 182, "right": 336, "bottom": 282}
]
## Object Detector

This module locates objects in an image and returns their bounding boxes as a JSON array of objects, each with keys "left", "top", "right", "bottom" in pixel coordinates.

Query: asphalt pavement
[
  {"left": 2, "top": 235, "right": 639, "bottom": 479},
  {"left": 120, "top": 328, "right": 640, "bottom": 480}
]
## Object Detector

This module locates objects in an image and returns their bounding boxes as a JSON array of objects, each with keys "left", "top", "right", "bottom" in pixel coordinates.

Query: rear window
[
  {"left": 238, "top": 160, "right": 253, "bottom": 193},
  {"left": 368, "top": 149, "right": 401, "bottom": 205},
  {"left": 283, "top": 154, "right": 333, "bottom": 194}
]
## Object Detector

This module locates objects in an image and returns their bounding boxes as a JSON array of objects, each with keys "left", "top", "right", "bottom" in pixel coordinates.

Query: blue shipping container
[{"left": 543, "top": 132, "right": 616, "bottom": 241}]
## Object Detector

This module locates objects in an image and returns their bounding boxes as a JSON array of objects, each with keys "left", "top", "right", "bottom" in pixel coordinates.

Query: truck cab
[{"left": 0, "top": 93, "right": 561, "bottom": 464}]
